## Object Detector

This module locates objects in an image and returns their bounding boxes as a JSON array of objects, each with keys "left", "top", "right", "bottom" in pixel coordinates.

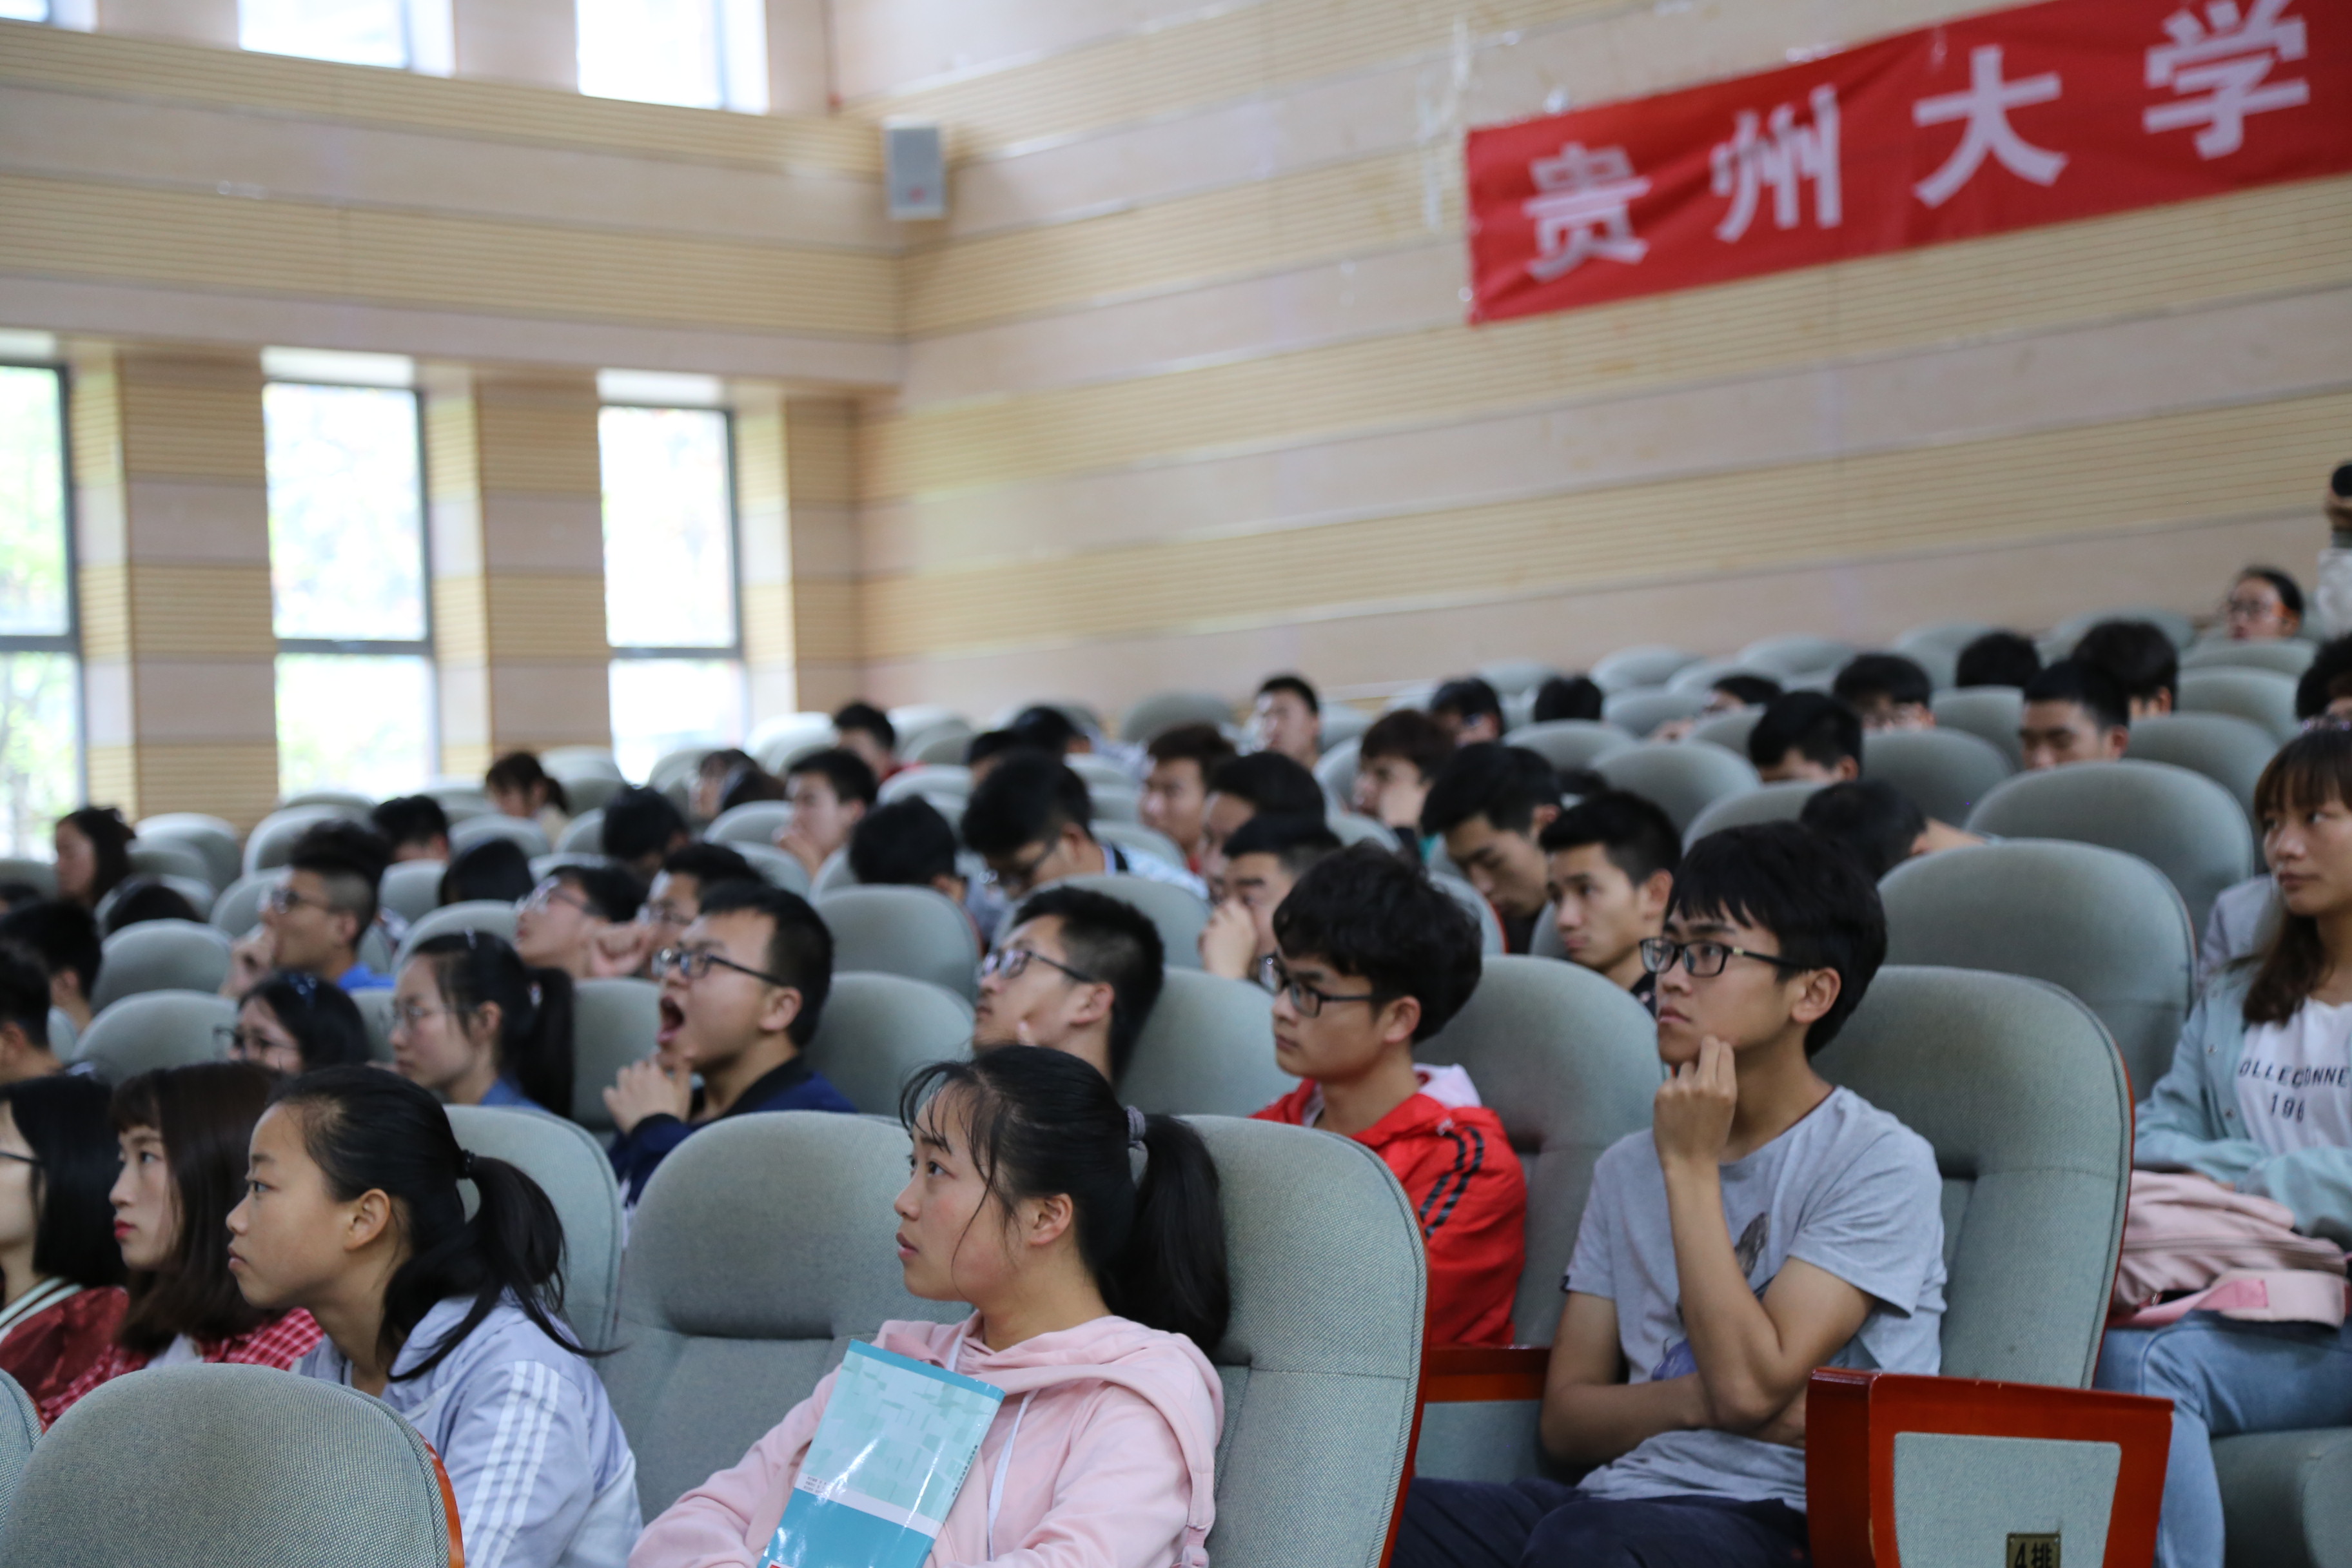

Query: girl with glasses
[
  {"left": 0, "top": 1074, "right": 126, "bottom": 1424},
  {"left": 225, "top": 971, "right": 373, "bottom": 1076},
  {"left": 391, "top": 932, "right": 574, "bottom": 1117}
]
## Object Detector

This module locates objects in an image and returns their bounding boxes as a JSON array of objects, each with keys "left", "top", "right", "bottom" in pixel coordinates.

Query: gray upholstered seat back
[
  {"left": 1965, "top": 760, "right": 2256, "bottom": 929},
  {"left": 2125, "top": 711, "right": 2277, "bottom": 819},
  {"left": 1593, "top": 741, "right": 1759, "bottom": 833},
  {"left": 242, "top": 805, "right": 349, "bottom": 877},
  {"left": 604, "top": 1113, "right": 960, "bottom": 1516},
  {"left": 1055, "top": 873, "right": 1210, "bottom": 970},
  {"left": 74, "top": 990, "right": 233, "bottom": 1083},
  {"left": 449, "top": 813, "right": 549, "bottom": 859},
  {"left": 0, "top": 1364, "right": 454, "bottom": 1567},
  {"left": 1601, "top": 687, "right": 1705, "bottom": 738},
  {"left": 1192, "top": 1115, "right": 1424, "bottom": 1568},
  {"left": 817, "top": 885, "right": 981, "bottom": 1000},
  {"left": 1122, "top": 689, "right": 1234, "bottom": 742},
  {"left": 91, "top": 920, "right": 233, "bottom": 1012},
  {"left": 393, "top": 899, "right": 519, "bottom": 966},
  {"left": 2179, "top": 667, "right": 2299, "bottom": 742},
  {"left": 1687, "top": 707, "right": 1763, "bottom": 756},
  {"left": 800, "top": 972, "right": 972, "bottom": 1115},
  {"left": 1881, "top": 841, "right": 2193, "bottom": 1096},
  {"left": 136, "top": 814, "right": 241, "bottom": 892},
  {"left": 0, "top": 1370, "right": 33, "bottom": 1534},
  {"left": 707, "top": 801, "right": 794, "bottom": 846},
  {"left": 1118, "top": 968, "right": 1291, "bottom": 1117},
  {"left": 1863, "top": 726, "right": 2015, "bottom": 823},
  {"left": 568, "top": 975, "right": 660, "bottom": 1132},
  {"left": 1416, "top": 956, "right": 1661, "bottom": 1344},
  {"left": 1813, "top": 966, "right": 2130, "bottom": 1387},
  {"left": 2181, "top": 638, "right": 2314, "bottom": 677},
  {"left": 556, "top": 809, "right": 606, "bottom": 853},
  {"left": 730, "top": 842, "right": 813, "bottom": 896},
  {"left": 375, "top": 859, "right": 446, "bottom": 925},
  {"left": 208, "top": 870, "right": 277, "bottom": 937},
  {"left": 128, "top": 839, "right": 215, "bottom": 893},
  {"left": 1502, "top": 721, "right": 1631, "bottom": 773},
  {"left": 1593, "top": 645, "right": 1698, "bottom": 692},
  {"left": 877, "top": 764, "right": 971, "bottom": 807},
  {"left": 1433, "top": 874, "right": 1505, "bottom": 954},
  {"left": 446, "top": 1104, "right": 624, "bottom": 1349},
  {"left": 1686, "top": 779, "right": 1818, "bottom": 840},
  {"left": 1931, "top": 687, "right": 2024, "bottom": 768},
  {"left": 1740, "top": 634, "right": 1854, "bottom": 676}
]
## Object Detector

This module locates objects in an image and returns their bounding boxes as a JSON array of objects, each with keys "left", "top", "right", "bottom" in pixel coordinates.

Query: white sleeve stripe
[
  {"left": 463, "top": 1367, "right": 531, "bottom": 1527},
  {"left": 466, "top": 1361, "right": 564, "bottom": 1568}
]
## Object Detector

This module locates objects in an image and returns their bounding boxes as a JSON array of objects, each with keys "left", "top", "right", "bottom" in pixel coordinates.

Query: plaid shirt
[{"left": 43, "top": 1309, "right": 322, "bottom": 1428}]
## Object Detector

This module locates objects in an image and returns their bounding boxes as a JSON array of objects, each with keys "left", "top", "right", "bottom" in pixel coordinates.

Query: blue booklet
[{"left": 759, "top": 1341, "right": 1007, "bottom": 1568}]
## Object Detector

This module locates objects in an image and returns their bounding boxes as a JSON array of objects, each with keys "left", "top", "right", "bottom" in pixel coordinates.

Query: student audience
[
  {"left": 2074, "top": 618, "right": 2180, "bottom": 719},
  {"left": 1532, "top": 676, "right": 1606, "bottom": 725},
  {"left": 52, "top": 1063, "right": 322, "bottom": 1426},
  {"left": 634, "top": 1046, "right": 1227, "bottom": 1568},
  {"left": 1539, "top": 792, "right": 1680, "bottom": 1002},
  {"left": 439, "top": 836, "right": 538, "bottom": 908},
  {"left": 1006, "top": 705, "right": 1089, "bottom": 758},
  {"left": 1352, "top": 709, "right": 1454, "bottom": 850},
  {"left": 224, "top": 972, "right": 372, "bottom": 1075},
  {"left": 1955, "top": 629, "right": 2042, "bottom": 689},
  {"left": 0, "top": 943, "right": 61, "bottom": 1086},
  {"left": 391, "top": 932, "right": 574, "bottom": 1115},
  {"left": 0, "top": 884, "right": 43, "bottom": 917},
  {"left": 101, "top": 877, "right": 202, "bottom": 934},
  {"left": 973, "top": 886, "right": 1166, "bottom": 1083},
  {"left": 1254, "top": 846, "right": 1522, "bottom": 1346},
  {"left": 1420, "top": 744, "right": 1563, "bottom": 953},
  {"left": 1747, "top": 692, "right": 1863, "bottom": 784},
  {"left": 603, "top": 786, "right": 692, "bottom": 884},
  {"left": 2019, "top": 658, "right": 2132, "bottom": 769},
  {"left": 847, "top": 798, "right": 966, "bottom": 901},
  {"left": 0, "top": 1074, "right": 126, "bottom": 1422},
  {"left": 776, "top": 748, "right": 878, "bottom": 882},
  {"left": 1398, "top": 821, "right": 1944, "bottom": 1568},
  {"left": 963, "top": 752, "right": 1203, "bottom": 903},
  {"left": 1657, "top": 674, "right": 1787, "bottom": 740},
  {"left": 53, "top": 807, "right": 133, "bottom": 912},
  {"left": 2298, "top": 633, "right": 2352, "bottom": 725},
  {"left": 514, "top": 863, "right": 645, "bottom": 981},
  {"left": 1799, "top": 779, "right": 1985, "bottom": 879},
  {"left": 1199, "top": 814, "right": 1343, "bottom": 981},
  {"left": 370, "top": 795, "right": 452, "bottom": 863},
  {"left": 231, "top": 1068, "right": 640, "bottom": 1565},
  {"left": 485, "top": 752, "right": 572, "bottom": 844},
  {"left": 604, "top": 884, "right": 854, "bottom": 1205},
  {"left": 1250, "top": 674, "right": 1322, "bottom": 768},
  {"left": 831, "top": 700, "right": 901, "bottom": 781},
  {"left": 693, "top": 749, "right": 783, "bottom": 823},
  {"left": 964, "top": 728, "right": 1024, "bottom": 781},
  {"left": 1141, "top": 724, "right": 1237, "bottom": 873},
  {"left": 2224, "top": 565, "right": 2304, "bottom": 641},
  {"left": 260, "top": 822, "right": 395, "bottom": 992},
  {"left": 1830, "top": 654, "right": 1936, "bottom": 732},
  {"left": 0, "top": 901, "right": 99, "bottom": 1046},
  {"left": 1431, "top": 678, "right": 1507, "bottom": 747},
  {"left": 623, "top": 842, "right": 761, "bottom": 966}
]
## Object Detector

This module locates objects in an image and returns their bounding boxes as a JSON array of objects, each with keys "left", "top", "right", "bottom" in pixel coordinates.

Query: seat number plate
[{"left": 2006, "top": 1534, "right": 2059, "bottom": 1568}]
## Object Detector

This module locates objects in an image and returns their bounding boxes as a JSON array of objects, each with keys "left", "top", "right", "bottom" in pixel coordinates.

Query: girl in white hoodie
[{"left": 632, "top": 1045, "right": 1231, "bottom": 1568}]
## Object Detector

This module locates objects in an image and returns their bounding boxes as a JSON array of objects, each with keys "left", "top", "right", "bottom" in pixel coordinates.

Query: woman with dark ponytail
[
  {"left": 392, "top": 931, "right": 575, "bottom": 1115},
  {"left": 635, "top": 1045, "right": 1230, "bottom": 1568},
  {"left": 228, "top": 1067, "right": 638, "bottom": 1568}
]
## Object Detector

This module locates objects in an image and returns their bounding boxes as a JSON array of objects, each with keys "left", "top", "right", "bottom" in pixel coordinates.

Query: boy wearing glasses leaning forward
[
  {"left": 1251, "top": 845, "right": 1525, "bottom": 1348},
  {"left": 603, "top": 883, "right": 855, "bottom": 1206},
  {"left": 971, "top": 886, "right": 1166, "bottom": 1083},
  {"left": 1396, "top": 822, "right": 1945, "bottom": 1568}
]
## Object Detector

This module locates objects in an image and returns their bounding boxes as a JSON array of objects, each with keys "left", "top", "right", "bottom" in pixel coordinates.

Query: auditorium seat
[
  {"left": 910, "top": 729, "right": 975, "bottom": 765},
  {"left": 447, "top": 812, "right": 548, "bottom": 859},
  {"left": 1685, "top": 708, "right": 1761, "bottom": 756},
  {"left": 556, "top": 809, "right": 606, "bottom": 854},
  {"left": 72, "top": 991, "right": 231, "bottom": 1083},
  {"left": 0, "top": 1365, "right": 458, "bottom": 1567},
  {"left": 90, "top": 921, "right": 233, "bottom": 1012},
  {"left": 1861, "top": 727, "right": 2015, "bottom": 824},
  {"left": 127, "top": 839, "right": 215, "bottom": 894},
  {"left": 705, "top": 801, "right": 792, "bottom": 847},
  {"left": 1433, "top": 875, "right": 1505, "bottom": 954},
  {"left": 1600, "top": 687, "right": 1705, "bottom": 738},
  {"left": 0, "top": 859, "right": 54, "bottom": 901},
  {"left": 354, "top": 987, "right": 396, "bottom": 1063},
  {"left": 242, "top": 805, "right": 350, "bottom": 877},
  {"left": 375, "top": 859, "right": 444, "bottom": 925},
  {"left": 567, "top": 976, "right": 661, "bottom": 1133},
  {"left": 1502, "top": 720, "right": 1632, "bottom": 773},
  {"left": 393, "top": 900, "right": 518, "bottom": 966},
  {"left": 1319, "top": 705, "right": 1370, "bottom": 752},
  {"left": 208, "top": 870, "right": 275, "bottom": 937},
  {"left": 279, "top": 789, "right": 376, "bottom": 814},
  {"left": 808, "top": 849, "right": 858, "bottom": 897},
  {"left": 0, "top": 1369, "right": 34, "bottom": 1530},
  {"left": 2052, "top": 605, "right": 2197, "bottom": 649},
  {"left": 1117, "top": 968, "right": 1289, "bottom": 1118},
  {"left": 816, "top": 885, "right": 980, "bottom": 1000},
  {"left": 1685, "top": 779, "right": 1819, "bottom": 840},
  {"left": 2182, "top": 639, "right": 2315, "bottom": 677},
  {"left": 1313, "top": 738, "right": 1358, "bottom": 805},
  {"left": 133, "top": 814, "right": 240, "bottom": 892},
  {"left": 2211, "top": 1429, "right": 2352, "bottom": 1568},
  {"left": 1591, "top": 741, "right": 1759, "bottom": 834},
  {"left": 2126, "top": 711, "right": 2278, "bottom": 819},
  {"left": 1665, "top": 657, "right": 1769, "bottom": 694},
  {"left": 1965, "top": 760, "right": 2255, "bottom": 928},
  {"left": 1056, "top": 872, "right": 1210, "bottom": 968},
  {"left": 877, "top": 763, "right": 970, "bottom": 805},
  {"left": 1122, "top": 689, "right": 1234, "bottom": 742},
  {"left": 447, "top": 1104, "right": 623, "bottom": 1351},
  {"left": 730, "top": 843, "right": 813, "bottom": 897},
  {"left": 1931, "top": 686, "right": 2026, "bottom": 768},
  {"left": 1881, "top": 841, "right": 2193, "bottom": 1093},
  {"left": 799, "top": 972, "right": 973, "bottom": 1116},
  {"left": 2179, "top": 667, "right": 2300, "bottom": 743},
  {"left": 1738, "top": 634, "right": 1853, "bottom": 677},
  {"left": 1326, "top": 812, "right": 1401, "bottom": 851},
  {"left": 1065, "top": 753, "right": 1130, "bottom": 792},
  {"left": 1591, "top": 645, "right": 1698, "bottom": 692},
  {"left": 1476, "top": 661, "right": 1560, "bottom": 698},
  {"left": 1896, "top": 620, "right": 1995, "bottom": 661}
]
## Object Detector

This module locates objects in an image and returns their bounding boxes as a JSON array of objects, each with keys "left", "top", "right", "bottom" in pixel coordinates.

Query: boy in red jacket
[{"left": 1253, "top": 845, "right": 1525, "bottom": 1346}]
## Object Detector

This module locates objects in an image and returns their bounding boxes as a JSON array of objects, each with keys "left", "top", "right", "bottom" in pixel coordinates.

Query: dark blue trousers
[{"left": 1396, "top": 1476, "right": 1812, "bottom": 1568}]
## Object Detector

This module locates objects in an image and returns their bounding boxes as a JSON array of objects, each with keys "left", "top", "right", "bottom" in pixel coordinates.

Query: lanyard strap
[{"left": 944, "top": 1330, "right": 1032, "bottom": 1558}]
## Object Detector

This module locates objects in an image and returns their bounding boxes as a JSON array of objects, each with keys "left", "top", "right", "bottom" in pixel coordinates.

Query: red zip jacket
[{"left": 1255, "top": 1065, "right": 1527, "bottom": 1346}]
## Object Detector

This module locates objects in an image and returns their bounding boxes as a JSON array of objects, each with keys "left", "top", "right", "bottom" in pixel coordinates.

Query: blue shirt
[
  {"left": 607, "top": 1055, "right": 856, "bottom": 1204},
  {"left": 478, "top": 1076, "right": 556, "bottom": 1117},
  {"left": 337, "top": 963, "right": 394, "bottom": 993}
]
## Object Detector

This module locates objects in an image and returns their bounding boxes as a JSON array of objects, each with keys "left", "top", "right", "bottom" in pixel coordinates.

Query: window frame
[
  {"left": 599, "top": 398, "right": 747, "bottom": 669},
  {"left": 0, "top": 357, "right": 85, "bottom": 803}
]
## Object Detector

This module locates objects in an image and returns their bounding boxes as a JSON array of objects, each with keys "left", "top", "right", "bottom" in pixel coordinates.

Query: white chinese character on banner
[
  {"left": 1912, "top": 45, "right": 2067, "bottom": 206},
  {"left": 1710, "top": 84, "right": 1843, "bottom": 242},
  {"left": 2144, "top": 0, "right": 2309, "bottom": 157},
  {"left": 1522, "top": 142, "right": 1652, "bottom": 280}
]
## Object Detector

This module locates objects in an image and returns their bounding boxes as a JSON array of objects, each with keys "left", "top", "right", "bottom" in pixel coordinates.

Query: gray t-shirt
[{"left": 1562, "top": 1085, "right": 1947, "bottom": 1510}]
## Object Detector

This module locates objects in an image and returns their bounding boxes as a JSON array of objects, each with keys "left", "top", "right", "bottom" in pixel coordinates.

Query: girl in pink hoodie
[{"left": 631, "top": 1046, "right": 1230, "bottom": 1568}]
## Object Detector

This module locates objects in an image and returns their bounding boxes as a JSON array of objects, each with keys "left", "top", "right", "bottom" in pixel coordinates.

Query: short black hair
[
  {"left": 786, "top": 747, "right": 880, "bottom": 809},
  {"left": 1008, "top": 706, "right": 1082, "bottom": 755},
  {"left": 966, "top": 730, "right": 1026, "bottom": 768},
  {"left": 1222, "top": 812, "right": 1344, "bottom": 879},
  {"left": 1008, "top": 885, "right": 1166, "bottom": 1079},
  {"left": 718, "top": 768, "right": 787, "bottom": 813},
  {"left": 1798, "top": 779, "right": 1927, "bottom": 881},
  {"left": 2073, "top": 620, "right": 2179, "bottom": 708},
  {"left": 0, "top": 900, "right": 100, "bottom": 1000},
  {"left": 602, "top": 785, "right": 689, "bottom": 865},
  {"left": 241, "top": 970, "right": 371, "bottom": 1070},
  {"left": 1358, "top": 709, "right": 1453, "bottom": 781},
  {"left": 2240, "top": 565, "right": 2306, "bottom": 622},
  {"left": 1531, "top": 676, "right": 1605, "bottom": 724},
  {"left": 694, "top": 881, "right": 834, "bottom": 1046},
  {"left": 849, "top": 798, "right": 962, "bottom": 887},
  {"left": 484, "top": 752, "right": 569, "bottom": 814},
  {"left": 369, "top": 795, "right": 451, "bottom": 854},
  {"left": 1272, "top": 845, "right": 1482, "bottom": 1041},
  {"left": 554, "top": 863, "right": 645, "bottom": 923},
  {"left": 1420, "top": 743, "right": 1561, "bottom": 838},
  {"left": 101, "top": 879, "right": 202, "bottom": 936},
  {"left": 0, "top": 939, "right": 52, "bottom": 1045},
  {"left": 1538, "top": 790, "right": 1681, "bottom": 883},
  {"left": 1748, "top": 692, "right": 1863, "bottom": 773},
  {"left": 1204, "top": 752, "right": 1326, "bottom": 817},
  {"left": 1832, "top": 654, "right": 1933, "bottom": 712},
  {"left": 287, "top": 820, "right": 391, "bottom": 934},
  {"left": 1712, "top": 674, "right": 1784, "bottom": 707},
  {"left": 2295, "top": 634, "right": 2352, "bottom": 720},
  {"left": 2024, "top": 658, "right": 2130, "bottom": 732},
  {"left": 439, "top": 837, "right": 536, "bottom": 906},
  {"left": 658, "top": 841, "right": 758, "bottom": 892},
  {"left": 832, "top": 701, "right": 897, "bottom": 752},
  {"left": 1669, "top": 821, "right": 1886, "bottom": 1055},
  {"left": 1257, "top": 674, "right": 1320, "bottom": 714},
  {"left": 963, "top": 752, "right": 1094, "bottom": 858},
  {"left": 1145, "top": 723, "right": 1237, "bottom": 776},
  {"left": 0, "top": 1073, "right": 124, "bottom": 1290},
  {"left": 1431, "top": 677, "right": 1504, "bottom": 729},
  {"left": 1955, "top": 630, "right": 2041, "bottom": 689}
]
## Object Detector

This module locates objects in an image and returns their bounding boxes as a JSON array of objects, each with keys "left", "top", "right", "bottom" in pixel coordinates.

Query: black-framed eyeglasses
[
  {"left": 978, "top": 946, "right": 1099, "bottom": 986},
  {"left": 1638, "top": 936, "right": 1813, "bottom": 979},
  {"left": 981, "top": 844, "right": 1057, "bottom": 896},
  {"left": 1257, "top": 954, "right": 1383, "bottom": 1017},
  {"left": 519, "top": 879, "right": 593, "bottom": 916},
  {"left": 262, "top": 886, "right": 331, "bottom": 916},
  {"left": 651, "top": 946, "right": 795, "bottom": 988},
  {"left": 0, "top": 1150, "right": 35, "bottom": 1169}
]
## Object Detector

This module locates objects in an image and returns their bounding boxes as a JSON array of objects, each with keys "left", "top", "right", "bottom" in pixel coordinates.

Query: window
[
  {"left": 576, "top": 0, "right": 766, "bottom": 111},
  {"left": 238, "top": 0, "right": 453, "bottom": 72},
  {"left": 0, "top": 1, "right": 50, "bottom": 22},
  {"left": 262, "top": 378, "right": 435, "bottom": 800},
  {"left": 599, "top": 402, "right": 744, "bottom": 781},
  {"left": 0, "top": 364, "right": 78, "bottom": 856}
]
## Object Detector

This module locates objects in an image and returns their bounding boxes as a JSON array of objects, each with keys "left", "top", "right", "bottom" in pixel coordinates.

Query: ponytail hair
[
  {"left": 407, "top": 932, "right": 575, "bottom": 1115},
  {"left": 900, "top": 1047, "right": 1230, "bottom": 1352},
  {"left": 270, "top": 1066, "right": 584, "bottom": 1377}
]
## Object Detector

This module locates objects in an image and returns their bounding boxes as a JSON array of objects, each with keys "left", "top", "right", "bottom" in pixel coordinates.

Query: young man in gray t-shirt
[{"left": 1397, "top": 821, "right": 1947, "bottom": 1568}]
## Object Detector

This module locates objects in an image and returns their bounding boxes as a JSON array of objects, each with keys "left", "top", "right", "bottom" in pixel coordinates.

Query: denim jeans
[
  {"left": 2095, "top": 1313, "right": 2352, "bottom": 1568},
  {"left": 1395, "top": 1476, "right": 1811, "bottom": 1568}
]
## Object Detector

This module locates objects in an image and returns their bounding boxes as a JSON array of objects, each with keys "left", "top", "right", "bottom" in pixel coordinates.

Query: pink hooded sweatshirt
[{"left": 630, "top": 1313, "right": 1224, "bottom": 1568}]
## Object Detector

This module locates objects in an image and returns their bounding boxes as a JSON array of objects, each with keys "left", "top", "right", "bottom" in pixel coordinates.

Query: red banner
[{"left": 1466, "top": 0, "right": 2352, "bottom": 322}]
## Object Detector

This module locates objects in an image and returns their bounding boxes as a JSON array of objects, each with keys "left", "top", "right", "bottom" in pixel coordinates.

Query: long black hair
[
  {"left": 270, "top": 1066, "right": 582, "bottom": 1378},
  {"left": 58, "top": 807, "right": 134, "bottom": 905},
  {"left": 2246, "top": 727, "right": 2352, "bottom": 1024},
  {"left": 113, "top": 1062, "right": 282, "bottom": 1355},
  {"left": 406, "top": 932, "right": 575, "bottom": 1114},
  {"left": 0, "top": 1073, "right": 124, "bottom": 1294},
  {"left": 242, "top": 972, "right": 372, "bottom": 1070},
  {"left": 900, "top": 1047, "right": 1230, "bottom": 1352}
]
